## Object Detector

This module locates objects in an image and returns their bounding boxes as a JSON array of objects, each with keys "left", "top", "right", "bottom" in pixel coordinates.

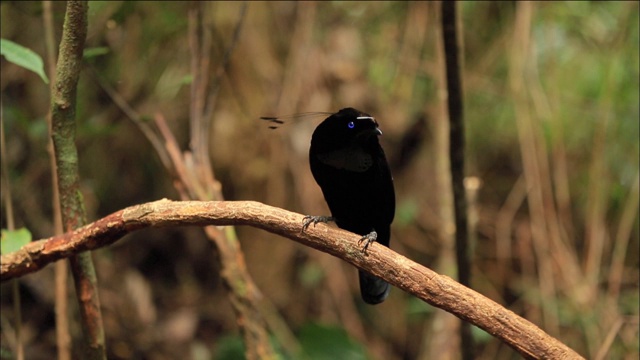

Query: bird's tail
[{"left": 359, "top": 271, "right": 390, "bottom": 305}]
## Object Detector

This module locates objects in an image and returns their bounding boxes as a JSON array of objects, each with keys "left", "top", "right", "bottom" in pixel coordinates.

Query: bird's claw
[
  {"left": 301, "top": 215, "right": 335, "bottom": 232},
  {"left": 358, "top": 231, "right": 378, "bottom": 254}
]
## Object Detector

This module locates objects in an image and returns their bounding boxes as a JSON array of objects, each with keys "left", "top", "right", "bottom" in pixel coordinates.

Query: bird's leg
[
  {"left": 358, "top": 230, "right": 378, "bottom": 254},
  {"left": 301, "top": 215, "right": 335, "bottom": 232}
]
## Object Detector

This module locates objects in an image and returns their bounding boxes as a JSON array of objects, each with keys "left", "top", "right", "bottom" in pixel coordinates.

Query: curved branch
[{"left": 0, "top": 200, "right": 584, "bottom": 359}]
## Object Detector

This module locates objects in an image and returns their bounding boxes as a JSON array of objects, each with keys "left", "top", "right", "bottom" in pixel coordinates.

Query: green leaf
[
  {"left": 213, "top": 335, "right": 245, "bottom": 360},
  {"left": 471, "top": 324, "right": 494, "bottom": 344},
  {"left": 1, "top": 228, "right": 32, "bottom": 255},
  {"left": 299, "top": 262, "right": 324, "bottom": 288},
  {"left": 83, "top": 46, "right": 110, "bottom": 59},
  {"left": 396, "top": 199, "right": 419, "bottom": 226},
  {"left": 406, "top": 296, "right": 434, "bottom": 318},
  {"left": 181, "top": 74, "right": 194, "bottom": 85},
  {"left": 0, "top": 39, "right": 49, "bottom": 84},
  {"left": 299, "top": 323, "right": 367, "bottom": 360}
]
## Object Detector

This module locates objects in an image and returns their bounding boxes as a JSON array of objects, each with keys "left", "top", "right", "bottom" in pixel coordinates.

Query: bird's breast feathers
[{"left": 316, "top": 147, "right": 373, "bottom": 172}]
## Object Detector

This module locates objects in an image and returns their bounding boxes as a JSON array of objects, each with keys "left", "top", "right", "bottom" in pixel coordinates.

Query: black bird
[{"left": 302, "top": 107, "right": 396, "bottom": 305}]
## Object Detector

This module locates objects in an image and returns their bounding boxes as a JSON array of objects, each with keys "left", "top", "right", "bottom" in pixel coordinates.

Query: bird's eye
[{"left": 347, "top": 121, "right": 355, "bottom": 129}]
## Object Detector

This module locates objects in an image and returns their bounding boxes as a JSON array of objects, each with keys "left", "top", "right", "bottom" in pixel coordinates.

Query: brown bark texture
[{"left": 0, "top": 200, "right": 584, "bottom": 360}]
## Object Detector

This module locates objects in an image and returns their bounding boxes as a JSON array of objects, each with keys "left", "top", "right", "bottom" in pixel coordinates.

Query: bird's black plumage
[{"left": 306, "top": 107, "right": 395, "bottom": 304}]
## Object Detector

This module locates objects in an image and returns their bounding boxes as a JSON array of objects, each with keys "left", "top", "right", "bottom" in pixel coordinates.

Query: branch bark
[
  {"left": 50, "top": 1, "right": 106, "bottom": 359},
  {"left": 43, "top": 1, "right": 72, "bottom": 359},
  {"left": 1, "top": 200, "right": 584, "bottom": 360}
]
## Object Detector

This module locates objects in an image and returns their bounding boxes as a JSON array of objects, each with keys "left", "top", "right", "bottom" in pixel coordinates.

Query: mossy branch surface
[{"left": 50, "top": 2, "right": 106, "bottom": 359}]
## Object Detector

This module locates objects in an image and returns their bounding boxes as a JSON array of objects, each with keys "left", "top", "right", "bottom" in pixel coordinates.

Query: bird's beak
[{"left": 359, "top": 127, "right": 383, "bottom": 141}]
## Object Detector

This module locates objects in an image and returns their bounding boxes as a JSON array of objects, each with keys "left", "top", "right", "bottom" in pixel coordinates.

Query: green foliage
[
  {"left": 395, "top": 199, "right": 419, "bottom": 227},
  {"left": 0, "top": 228, "right": 31, "bottom": 255},
  {"left": 471, "top": 325, "right": 494, "bottom": 345},
  {"left": 298, "top": 262, "right": 324, "bottom": 288},
  {"left": 83, "top": 46, "right": 110, "bottom": 59},
  {"left": 213, "top": 335, "right": 245, "bottom": 360},
  {"left": 405, "top": 296, "right": 434, "bottom": 319},
  {"left": 0, "top": 346, "right": 13, "bottom": 359},
  {"left": 213, "top": 327, "right": 368, "bottom": 360},
  {"left": 0, "top": 38, "right": 49, "bottom": 84},
  {"left": 298, "top": 323, "right": 368, "bottom": 360}
]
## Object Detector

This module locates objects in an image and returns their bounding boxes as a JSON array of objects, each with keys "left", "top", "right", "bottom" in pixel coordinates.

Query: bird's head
[{"left": 311, "top": 108, "right": 382, "bottom": 152}]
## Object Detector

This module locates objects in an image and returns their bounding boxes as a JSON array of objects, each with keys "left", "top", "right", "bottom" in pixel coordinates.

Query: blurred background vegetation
[{"left": 1, "top": 1, "right": 638, "bottom": 359}]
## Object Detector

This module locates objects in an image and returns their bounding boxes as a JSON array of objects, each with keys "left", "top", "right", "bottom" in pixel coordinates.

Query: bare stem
[{"left": 50, "top": 1, "right": 106, "bottom": 359}]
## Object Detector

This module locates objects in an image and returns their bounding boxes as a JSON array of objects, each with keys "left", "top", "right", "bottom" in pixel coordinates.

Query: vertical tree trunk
[
  {"left": 420, "top": 2, "right": 460, "bottom": 359},
  {"left": 442, "top": 2, "right": 474, "bottom": 358}
]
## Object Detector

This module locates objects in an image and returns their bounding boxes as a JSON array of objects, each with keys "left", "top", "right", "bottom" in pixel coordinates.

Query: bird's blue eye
[{"left": 347, "top": 121, "right": 355, "bottom": 129}]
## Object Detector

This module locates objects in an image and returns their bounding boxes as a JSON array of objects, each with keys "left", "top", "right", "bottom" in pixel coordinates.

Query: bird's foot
[
  {"left": 358, "top": 231, "right": 378, "bottom": 254},
  {"left": 301, "top": 215, "right": 335, "bottom": 232}
]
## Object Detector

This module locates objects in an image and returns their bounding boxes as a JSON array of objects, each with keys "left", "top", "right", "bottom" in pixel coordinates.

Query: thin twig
[
  {"left": 42, "top": 1, "right": 71, "bottom": 359},
  {"left": 1, "top": 93, "right": 24, "bottom": 360},
  {"left": 85, "top": 66, "right": 172, "bottom": 173},
  {"left": 202, "top": 2, "right": 248, "bottom": 125},
  {"left": 441, "top": 2, "right": 473, "bottom": 359},
  {"left": 607, "top": 170, "right": 640, "bottom": 301},
  {"left": 183, "top": 4, "right": 278, "bottom": 359},
  {"left": 510, "top": 1, "right": 560, "bottom": 336}
]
